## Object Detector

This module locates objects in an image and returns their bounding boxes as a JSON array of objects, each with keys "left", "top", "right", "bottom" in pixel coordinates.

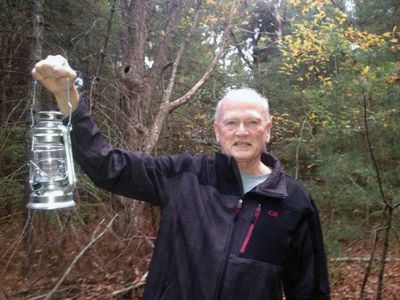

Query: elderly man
[{"left": 32, "top": 55, "right": 330, "bottom": 300}]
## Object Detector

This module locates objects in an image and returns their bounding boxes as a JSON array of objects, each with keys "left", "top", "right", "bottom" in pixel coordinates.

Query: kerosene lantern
[{"left": 27, "top": 80, "right": 76, "bottom": 210}]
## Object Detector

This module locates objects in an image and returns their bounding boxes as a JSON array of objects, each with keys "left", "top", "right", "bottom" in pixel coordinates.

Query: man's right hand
[{"left": 32, "top": 55, "right": 80, "bottom": 116}]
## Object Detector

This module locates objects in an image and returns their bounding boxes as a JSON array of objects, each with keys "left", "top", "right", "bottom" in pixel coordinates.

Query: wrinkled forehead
[{"left": 217, "top": 98, "right": 269, "bottom": 121}]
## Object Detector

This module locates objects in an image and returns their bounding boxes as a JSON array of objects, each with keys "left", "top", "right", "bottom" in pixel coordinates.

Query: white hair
[{"left": 214, "top": 88, "right": 270, "bottom": 121}]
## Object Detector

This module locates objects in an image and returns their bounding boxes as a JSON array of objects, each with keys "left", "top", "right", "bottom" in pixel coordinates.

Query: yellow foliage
[
  {"left": 309, "top": 112, "right": 318, "bottom": 120},
  {"left": 279, "top": 0, "right": 400, "bottom": 87},
  {"left": 289, "top": 0, "right": 330, "bottom": 10},
  {"left": 288, "top": 0, "right": 302, "bottom": 5},
  {"left": 322, "top": 80, "right": 332, "bottom": 89},
  {"left": 204, "top": 15, "right": 219, "bottom": 24},
  {"left": 385, "top": 74, "right": 399, "bottom": 85},
  {"left": 361, "top": 66, "right": 369, "bottom": 76},
  {"left": 335, "top": 16, "right": 346, "bottom": 25}
]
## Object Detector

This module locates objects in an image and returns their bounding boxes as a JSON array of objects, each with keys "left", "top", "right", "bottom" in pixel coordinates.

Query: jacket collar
[
  {"left": 215, "top": 151, "right": 288, "bottom": 199},
  {"left": 257, "top": 152, "right": 288, "bottom": 198}
]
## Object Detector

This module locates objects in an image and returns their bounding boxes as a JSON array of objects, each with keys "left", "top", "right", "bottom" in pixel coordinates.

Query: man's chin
[{"left": 231, "top": 153, "right": 251, "bottom": 161}]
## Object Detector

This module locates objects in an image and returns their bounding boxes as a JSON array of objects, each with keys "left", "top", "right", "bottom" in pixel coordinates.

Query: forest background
[{"left": 0, "top": 0, "right": 399, "bottom": 299}]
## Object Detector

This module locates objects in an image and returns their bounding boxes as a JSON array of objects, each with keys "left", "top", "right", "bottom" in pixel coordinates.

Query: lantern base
[{"left": 27, "top": 193, "right": 76, "bottom": 210}]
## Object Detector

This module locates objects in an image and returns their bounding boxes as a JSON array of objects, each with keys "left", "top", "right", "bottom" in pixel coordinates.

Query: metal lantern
[{"left": 27, "top": 80, "right": 76, "bottom": 210}]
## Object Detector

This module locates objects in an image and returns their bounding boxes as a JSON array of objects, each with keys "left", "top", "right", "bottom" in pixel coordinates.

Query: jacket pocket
[
  {"left": 238, "top": 203, "right": 296, "bottom": 267},
  {"left": 220, "top": 254, "right": 283, "bottom": 300}
]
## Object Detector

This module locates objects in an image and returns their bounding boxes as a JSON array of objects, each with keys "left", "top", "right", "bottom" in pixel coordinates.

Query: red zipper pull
[
  {"left": 252, "top": 204, "right": 261, "bottom": 222},
  {"left": 240, "top": 204, "right": 261, "bottom": 255},
  {"left": 235, "top": 199, "right": 243, "bottom": 215}
]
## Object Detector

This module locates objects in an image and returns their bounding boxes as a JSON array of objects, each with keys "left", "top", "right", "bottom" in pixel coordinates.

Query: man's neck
[{"left": 238, "top": 161, "right": 271, "bottom": 176}]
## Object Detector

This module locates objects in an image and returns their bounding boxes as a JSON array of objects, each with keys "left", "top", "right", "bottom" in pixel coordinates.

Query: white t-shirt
[{"left": 240, "top": 172, "right": 270, "bottom": 193}]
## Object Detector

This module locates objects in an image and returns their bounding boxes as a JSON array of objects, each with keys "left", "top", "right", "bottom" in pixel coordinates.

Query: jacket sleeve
[
  {"left": 282, "top": 198, "right": 330, "bottom": 300},
  {"left": 64, "top": 97, "right": 186, "bottom": 207}
]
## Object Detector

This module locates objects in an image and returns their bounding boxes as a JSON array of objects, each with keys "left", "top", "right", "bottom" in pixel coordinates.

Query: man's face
[{"left": 213, "top": 98, "right": 272, "bottom": 166}]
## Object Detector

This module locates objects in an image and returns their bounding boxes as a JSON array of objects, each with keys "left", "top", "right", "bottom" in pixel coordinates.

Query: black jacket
[{"left": 66, "top": 99, "right": 330, "bottom": 300}]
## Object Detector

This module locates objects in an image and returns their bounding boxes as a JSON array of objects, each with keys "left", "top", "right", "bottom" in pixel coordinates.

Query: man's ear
[
  {"left": 265, "top": 121, "right": 272, "bottom": 143},
  {"left": 213, "top": 121, "right": 220, "bottom": 143}
]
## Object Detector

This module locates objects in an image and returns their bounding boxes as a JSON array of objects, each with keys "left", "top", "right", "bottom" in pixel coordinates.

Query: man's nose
[{"left": 235, "top": 122, "right": 249, "bottom": 135}]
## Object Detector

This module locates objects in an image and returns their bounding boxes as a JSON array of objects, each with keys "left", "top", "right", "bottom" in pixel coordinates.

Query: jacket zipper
[
  {"left": 240, "top": 204, "right": 261, "bottom": 255},
  {"left": 215, "top": 199, "right": 242, "bottom": 299},
  {"left": 234, "top": 199, "right": 243, "bottom": 215}
]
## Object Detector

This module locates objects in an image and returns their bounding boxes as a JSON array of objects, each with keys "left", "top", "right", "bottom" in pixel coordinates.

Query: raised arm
[
  {"left": 31, "top": 55, "right": 195, "bottom": 207},
  {"left": 32, "top": 55, "right": 80, "bottom": 116}
]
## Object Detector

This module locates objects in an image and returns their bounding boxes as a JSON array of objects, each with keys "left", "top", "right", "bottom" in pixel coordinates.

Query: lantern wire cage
[{"left": 27, "top": 79, "right": 76, "bottom": 210}]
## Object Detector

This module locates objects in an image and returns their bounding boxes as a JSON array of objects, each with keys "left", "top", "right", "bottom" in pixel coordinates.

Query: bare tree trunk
[
  {"left": 273, "top": 0, "right": 286, "bottom": 45},
  {"left": 118, "top": 0, "right": 157, "bottom": 148},
  {"left": 89, "top": 0, "right": 117, "bottom": 101},
  {"left": 113, "top": 0, "right": 242, "bottom": 238},
  {"left": 113, "top": 0, "right": 186, "bottom": 236},
  {"left": 359, "top": 228, "right": 380, "bottom": 299},
  {"left": 360, "top": 91, "right": 394, "bottom": 300},
  {"left": 23, "top": 0, "right": 45, "bottom": 274},
  {"left": 375, "top": 208, "right": 393, "bottom": 300},
  {"left": 118, "top": 0, "right": 186, "bottom": 148},
  {"left": 29, "top": 0, "right": 44, "bottom": 107}
]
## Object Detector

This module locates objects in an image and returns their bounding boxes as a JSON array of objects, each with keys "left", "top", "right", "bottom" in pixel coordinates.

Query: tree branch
[
  {"left": 230, "top": 29, "right": 253, "bottom": 68},
  {"left": 295, "top": 119, "right": 306, "bottom": 180},
  {"left": 169, "top": 0, "right": 240, "bottom": 111},
  {"left": 145, "top": 0, "right": 242, "bottom": 153},
  {"left": 111, "top": 271, "right": 148, "bottom": 297},
  {"left": 89, "top": 0, "right": 117, "bottom": 101},
  {"left": 43, "top": 214, "right": 118, "bottom": 300},
  {"left": 359, "top": 227, "right": 380, "bottom": 300}
]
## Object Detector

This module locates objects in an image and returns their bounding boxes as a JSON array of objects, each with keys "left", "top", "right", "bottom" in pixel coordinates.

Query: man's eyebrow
[{"left": 222, "top": 118, "right": 238, "bottom": 123}]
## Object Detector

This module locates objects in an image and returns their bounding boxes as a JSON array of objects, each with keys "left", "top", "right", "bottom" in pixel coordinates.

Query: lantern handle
[
  {"left": 31, "top": 78, "right": 73, "bottom": 128},
  {"left": 66, "top": 78, "right": 72, "bottom": 128},
  {"left": 30, "top": 80, "right": 38, "bottom": 128}
]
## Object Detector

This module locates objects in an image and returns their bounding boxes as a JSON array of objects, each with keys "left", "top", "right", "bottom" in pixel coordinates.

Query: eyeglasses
[{"left": 221, "top": 118, "right": 264, "bottom": 130}]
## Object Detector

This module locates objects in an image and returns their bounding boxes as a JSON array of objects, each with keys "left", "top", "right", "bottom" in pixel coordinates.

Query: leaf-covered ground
[{"left": 1, "top": 216, "right": 399, "bottom": 299}]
